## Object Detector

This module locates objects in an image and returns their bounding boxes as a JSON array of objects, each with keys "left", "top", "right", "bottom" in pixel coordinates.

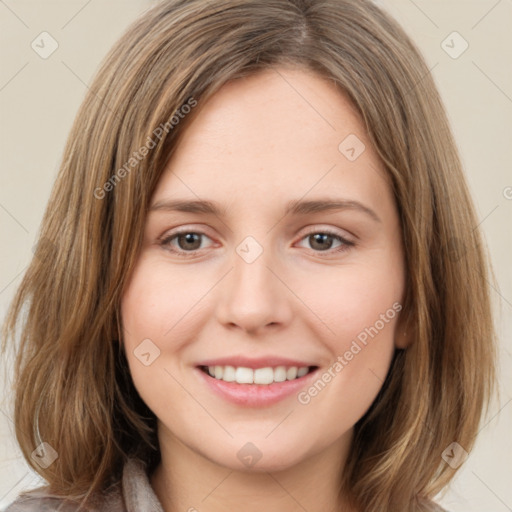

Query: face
[{"left": 121, "top": 67, "right": 406, "bottom": 472}]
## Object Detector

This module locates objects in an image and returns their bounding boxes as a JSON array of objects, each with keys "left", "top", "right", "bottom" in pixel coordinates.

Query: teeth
[
  {"left": 223, "top": 365, "right": 236, "bottom": 382},
  {"left": 204, "top": 365, "right": 312, "bottom": 384},
  {"left": 235, "top": 367, "right": 254, "bottom": 384},
  {"left": 273, "top": 366, "right": 287, "bottom": 382},
  {"left": 297, "top": 367, "right": 309, "bottom": 378},
  {"left": 286, "top": 367, "right": 298, "bottom": 380}
]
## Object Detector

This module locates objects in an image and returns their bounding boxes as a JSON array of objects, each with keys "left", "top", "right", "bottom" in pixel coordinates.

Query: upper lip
[{"left": 196, "top": 356, "right": 317, "bottom": 369}]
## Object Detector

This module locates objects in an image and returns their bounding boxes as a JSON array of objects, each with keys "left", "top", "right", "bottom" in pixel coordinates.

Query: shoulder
[
  {"left": 3, "top": 490, "right": 84, "bottom": 511},
  {"left": 3, "top": 482, "right": 124, "bottom": 512},
  {"left": 3, "top": 457, "right": 159, "bottom": 512}
]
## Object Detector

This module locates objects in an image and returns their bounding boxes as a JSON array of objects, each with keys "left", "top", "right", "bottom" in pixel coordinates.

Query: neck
[{"left": 150, "top": 424, "right": 357, "bottom": 512}]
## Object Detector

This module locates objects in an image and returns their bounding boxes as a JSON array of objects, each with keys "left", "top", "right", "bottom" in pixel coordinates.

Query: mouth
[
  {"left": 195, "top": 363, "right": 320, "bottom": 407},
  {"left": 198, "top": 364, "right": 318, "bottom": 384}
]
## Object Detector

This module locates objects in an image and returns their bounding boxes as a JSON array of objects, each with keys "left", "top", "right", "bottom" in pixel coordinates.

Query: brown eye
[
  {"left": 308, "top": 233, "right": 336, "bottom": 251},
  {"left": 297, "top": 230, "right": 354, "bottom": 255},
  {"left": 160, "top": 230, "right": 213, "bottom": 257},
  {"left": 176, "top": 233, "right": 202, "bottom": 251}
]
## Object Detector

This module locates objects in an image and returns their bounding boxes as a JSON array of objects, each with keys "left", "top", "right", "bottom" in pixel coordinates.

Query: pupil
[
  {"left": 310, "top": 233, "right": 332, "bottom": 251},
  {"left": 179, "top": 233, "right": 200, "bottom": 250}
]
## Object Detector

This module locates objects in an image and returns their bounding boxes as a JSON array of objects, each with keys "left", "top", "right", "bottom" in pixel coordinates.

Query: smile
[
  {"left": 199, "top": 365, "right": 316, "bottom": 384},
  {"left": 195, "top": 359, "right": 320, "bottom": 407}
]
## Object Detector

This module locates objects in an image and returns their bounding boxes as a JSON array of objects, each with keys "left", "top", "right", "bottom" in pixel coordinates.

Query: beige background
[{"left": 0, "top": 1, "right": 511, "bottom": 510}]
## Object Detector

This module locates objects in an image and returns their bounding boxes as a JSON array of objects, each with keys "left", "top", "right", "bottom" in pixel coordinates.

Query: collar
[{"left": 121, "top": 458, "right": 165, "bottom": 512}]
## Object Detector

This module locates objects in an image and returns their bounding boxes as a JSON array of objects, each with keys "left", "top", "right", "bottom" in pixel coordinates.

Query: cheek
[
  {"left": 299, "top": 261, "right": 400, "bottom": 369},
  {"left": 293, "top": 261, "right": 402, "bottom": 431},
  {"left": 301, "top": 257, "right": 403, "bottom": 349},
  {"left": 119, "top": 261, "right": 191, "bottom": 398},
  {"left": 120, "top": 260, "right": 193, "bottom": 418},
  {"left": 120, "top": 259, "right": 202, "bottom": 347}
]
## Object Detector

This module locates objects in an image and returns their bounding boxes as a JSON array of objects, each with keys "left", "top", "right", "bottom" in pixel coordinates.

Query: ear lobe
[
  {"left": 394, "top": 329, "right": 411, "bottom": 349},
  {"left": 394, "top": 311, "right": 413, "bottom": 349}
]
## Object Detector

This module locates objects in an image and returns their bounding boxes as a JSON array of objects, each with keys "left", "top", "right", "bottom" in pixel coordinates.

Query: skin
[{"left": 120, "top": 66, "right": 408, "bottom": 512}]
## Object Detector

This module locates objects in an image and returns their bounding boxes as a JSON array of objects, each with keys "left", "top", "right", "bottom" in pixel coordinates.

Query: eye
[
  {"left": 296, "top": 229, "right": 354, "bottom": 255},
  {"left": 159, "top": 227, "right": 355, "bottom": 258},
  {"left": 159, "top": 230, "right": 214, "bottom": 257}
]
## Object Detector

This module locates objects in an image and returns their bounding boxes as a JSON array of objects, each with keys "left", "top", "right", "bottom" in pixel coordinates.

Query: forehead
[{"left": 152, "top": 67, "right": 391, "bottom": 215}]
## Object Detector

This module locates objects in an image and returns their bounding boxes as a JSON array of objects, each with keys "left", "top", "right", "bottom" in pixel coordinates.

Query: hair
[{"left": 1, "top": 0, "right": 497, "bottom": 510}]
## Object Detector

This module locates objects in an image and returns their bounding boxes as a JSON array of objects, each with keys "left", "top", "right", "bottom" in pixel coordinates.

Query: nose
[{"left": 214, "top": 244, "right": 294, "bottom": 335}]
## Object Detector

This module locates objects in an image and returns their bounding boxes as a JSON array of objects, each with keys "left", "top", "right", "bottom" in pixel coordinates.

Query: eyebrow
[{"left": 149, "top": 198, "right": 381, "bottom": 223}]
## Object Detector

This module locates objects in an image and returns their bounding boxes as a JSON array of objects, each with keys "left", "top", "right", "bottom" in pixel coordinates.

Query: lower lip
[{"left": 195, "top": 367, "right": 319, "bottom": 407}]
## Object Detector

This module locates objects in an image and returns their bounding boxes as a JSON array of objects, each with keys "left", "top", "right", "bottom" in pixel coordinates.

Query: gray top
[
  {"left": 3, "top": 458, "right": 451, "bottom": 511},
  {"left": 3, "top": 458, "right": 164, "bottom": 512}
]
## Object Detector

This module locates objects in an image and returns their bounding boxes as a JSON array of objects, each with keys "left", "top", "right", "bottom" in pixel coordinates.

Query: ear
[{"left": 394, "top": 308, "right": 413, "bottom": 349}]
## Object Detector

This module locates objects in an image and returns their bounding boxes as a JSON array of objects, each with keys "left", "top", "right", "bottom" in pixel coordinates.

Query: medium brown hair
[{"left": 2, "top": 0, "right": 497, "bottom": 510}]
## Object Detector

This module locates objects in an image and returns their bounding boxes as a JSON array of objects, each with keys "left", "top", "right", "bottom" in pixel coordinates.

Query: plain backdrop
[{"left": 1, "top": 1, "right": 511, "bottom": 510}]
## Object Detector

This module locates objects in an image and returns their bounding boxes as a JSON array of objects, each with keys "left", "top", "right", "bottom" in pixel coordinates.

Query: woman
[{"left": 2, "top": 0, "right": 496, "bottom": 510}]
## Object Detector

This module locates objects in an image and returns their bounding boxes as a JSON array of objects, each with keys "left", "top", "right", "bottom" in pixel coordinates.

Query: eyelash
[{"left": 158, "top": 228, "right": 355, "bottom": 258}]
